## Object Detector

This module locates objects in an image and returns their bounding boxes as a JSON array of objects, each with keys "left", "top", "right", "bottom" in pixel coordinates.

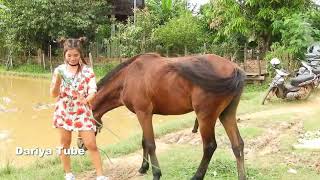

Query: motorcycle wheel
[
  {"left": 296, "top": 84, "right": 313, "bottom": 100},
  {"left": 261, "top": 87, "right": 275, "bottom": 105}
]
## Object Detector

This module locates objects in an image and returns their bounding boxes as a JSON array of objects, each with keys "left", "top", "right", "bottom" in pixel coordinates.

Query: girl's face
[{"left": 65, "top": 49, "right": 81, "bottom": 66}]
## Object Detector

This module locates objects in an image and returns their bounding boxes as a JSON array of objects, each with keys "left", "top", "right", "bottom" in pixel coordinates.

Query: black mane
[{"left": 96, "top": 53, "right": 160, "bottom": 90}]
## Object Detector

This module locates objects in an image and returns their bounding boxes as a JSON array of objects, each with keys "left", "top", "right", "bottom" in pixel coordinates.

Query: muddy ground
[{"left": 78, "top": 95, "right": 320, "bottom": 180}]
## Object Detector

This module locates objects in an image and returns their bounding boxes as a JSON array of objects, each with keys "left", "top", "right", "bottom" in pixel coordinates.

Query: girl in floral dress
[{"left": 50, "top": 38, "right": 107, "bottom": 180}]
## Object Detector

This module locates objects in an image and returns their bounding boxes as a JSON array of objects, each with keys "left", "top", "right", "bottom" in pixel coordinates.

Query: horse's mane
[
  {"left": 170, "top": 56, "right": 245, "bottom": 95},
  {"left": 97, "top": 53, "right": 160, "bottom": 90}
]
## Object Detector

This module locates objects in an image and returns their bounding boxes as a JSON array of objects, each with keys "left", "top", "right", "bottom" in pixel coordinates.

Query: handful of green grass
[{"left": 57, "top": 68, "right": 73, "bottom": 86}]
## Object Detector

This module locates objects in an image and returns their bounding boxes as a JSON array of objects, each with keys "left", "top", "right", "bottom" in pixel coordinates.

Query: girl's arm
[
  {"left": 85, "top": 68, "right": 97, "bottom": 107},
  {"left": 85, "top": 93, "right": 96, "bottom": 107},
  {"left": 50, "top": 72, "right": 62, "bottom": 98}
]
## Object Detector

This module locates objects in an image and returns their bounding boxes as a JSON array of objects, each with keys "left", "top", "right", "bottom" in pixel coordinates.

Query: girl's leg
[
  {"left": 59, "top": 128, "right": 72, "bottom": 173},
  {"left": 79, "top": 130, "right": 103, "bottom": 176}
]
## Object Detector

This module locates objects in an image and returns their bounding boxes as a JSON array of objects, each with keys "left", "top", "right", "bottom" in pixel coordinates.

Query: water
[{"left": 0, "top": 75, "right": 187, "bottom": 167}]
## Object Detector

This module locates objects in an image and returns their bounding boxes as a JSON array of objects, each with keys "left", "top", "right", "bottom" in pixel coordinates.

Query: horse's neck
[{"left": 93, "top": 74, "right": 124, "bottom": 118}]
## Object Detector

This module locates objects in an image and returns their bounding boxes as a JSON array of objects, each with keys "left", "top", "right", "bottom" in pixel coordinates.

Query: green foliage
[
  {"left": 147, "top": 0, "right": 188, "bottom": 25},
  {"left": 276, "top": 14, "right": 315, "bottom": 55},
  {"left": 266, "top": 12, "right": 320, "bottom": 70},
  {"left": 94, "top": 62, "right": 119, "bottom": 79},
  {"left": 207, "top": 0, "right": 315, "bottom": 59},
  {"left": 153, "top": 12, "right": 206, "bottom": 55},
  {"left": 1, "top": 0, "right": 110, "bottom": 53},
  {"left": 114, "top": 9, "right": 160, "bottom": 57}
]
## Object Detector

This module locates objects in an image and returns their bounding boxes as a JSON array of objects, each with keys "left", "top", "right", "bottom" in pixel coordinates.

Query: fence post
[
  {"left": 49, "top": 45, "right": 53, "bottom": 74},
  {"left": 37, "top": 49, "right": 42, "bottom": 66},
  {"left": 184, "top": 46, "right": 188, "bottom": 56},
  {"left": 244, "top": 43, "right": 247, "bottom": 71},
  {"left": 89, "top": 52, "right": 93, "bottom": 68},
  {"left": 257, "top": 52, "right": 261, "bottom": 76},
  {"left": 166, "top": 47, "right": 169, "bottom": 57},
  {"left": 42, "top": 53, "right": 45, "bottom": 70}
]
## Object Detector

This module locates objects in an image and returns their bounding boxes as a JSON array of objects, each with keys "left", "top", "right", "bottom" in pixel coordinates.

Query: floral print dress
[{"left": 52, "top": 64, "right": 97, "bottom": 132}]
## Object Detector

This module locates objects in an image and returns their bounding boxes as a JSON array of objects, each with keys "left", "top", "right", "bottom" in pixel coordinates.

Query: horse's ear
[
  {"left": 79, "top": 37, "right": 87, "bottom": 44},
  {"left": 57, "top": 37, "right": 66, "bottom": 45}
]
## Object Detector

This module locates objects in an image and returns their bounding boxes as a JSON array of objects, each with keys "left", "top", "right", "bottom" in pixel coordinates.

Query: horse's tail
[{"left": 171, "top": 57, "right": 245, "bottom": 96}]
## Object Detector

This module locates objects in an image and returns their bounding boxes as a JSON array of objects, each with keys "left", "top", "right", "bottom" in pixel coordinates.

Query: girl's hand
[
  {"left": 79, "top": 96, "right": 88, "bottom": 106},
  {"left": 55, "top": 73, "right": 62, "bottom": 86},
  {"left": 50, "top": 70, "right": 62, "bottom": 98}
]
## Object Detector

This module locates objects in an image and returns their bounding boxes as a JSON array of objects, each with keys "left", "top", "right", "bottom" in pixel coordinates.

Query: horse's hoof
[
  {"left": 77, "top": 138, "right": 88, "bottom": 151},
  {"left": 153, "top": 176, "right": 161, "bottom": 180},
  {"left": 138, "top": 167, "right": 148, "bottom": 174},
  {"left": 192, "top": 129, "right": 198, "bottom": 133},
  {"left": 191, "top": 175, "right": 203, "bottom": 180},
  {"left": 138, "top": 162, "right": 149, "bottom": 174}
]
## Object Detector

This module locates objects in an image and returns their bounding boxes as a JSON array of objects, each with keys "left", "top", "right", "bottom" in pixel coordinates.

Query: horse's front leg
[
  {"left": 138, "top": 134, "right": 149, "bottom": 174},
  {"left": 136, "top": 110, "right": 162, "bottom": 180}
]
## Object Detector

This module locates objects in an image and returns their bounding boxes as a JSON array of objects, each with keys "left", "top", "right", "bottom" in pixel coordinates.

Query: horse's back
[
  {"left": 122, "top": 54, "right": 193, "bottom": 114},
  {"left": 121, "top": 53, "right": 244, "bottom": 115}
]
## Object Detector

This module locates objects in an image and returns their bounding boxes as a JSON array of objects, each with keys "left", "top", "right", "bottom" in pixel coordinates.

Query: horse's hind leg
[
  {"left": 191, "top": 113, "right": 218, "bottom": 180},
  {"left": 138, "top": 134, "right": 149, "bottom": 174},
  {"left": 219, "top": 96, "right": 246, "bottom": 180},
  {"left": 136, "top": 110, "right": 162, "bottom": 180}
]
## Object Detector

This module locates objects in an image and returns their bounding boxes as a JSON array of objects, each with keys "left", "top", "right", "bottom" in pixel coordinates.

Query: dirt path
[{"left": 78, "top": 94, "right": 320, "bottom": 180}]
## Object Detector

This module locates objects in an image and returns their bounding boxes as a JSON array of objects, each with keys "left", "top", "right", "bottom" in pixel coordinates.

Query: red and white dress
[{"left": 52, "top": 64, "right": 97, "bottom": 132}]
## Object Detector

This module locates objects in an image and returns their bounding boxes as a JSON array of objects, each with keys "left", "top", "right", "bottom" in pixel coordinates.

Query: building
[{"left": 108, "top": 0, "right": 145, "bottom": 21}]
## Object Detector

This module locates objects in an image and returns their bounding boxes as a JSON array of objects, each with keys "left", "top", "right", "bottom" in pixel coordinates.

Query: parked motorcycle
[
  {"left": 296, "top": 45, "right": 320, "bottom": 88},
  {"left": 261, "top": 58, "right": 315, "bottom": 105},
  {"left": 297, "top": 60, "right": 320, "bottom": 88}
]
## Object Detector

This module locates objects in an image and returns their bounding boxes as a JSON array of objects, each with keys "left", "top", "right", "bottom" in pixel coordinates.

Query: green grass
[
  {"left": 145, "top": 145, "right": 320, "bottom": 180},
  {"left": 93, "top": 62, "right": 119, "bottom": 79},
  {"left": 239, "top": 127, "right": 263, "bottom": 139},
  {"left": 0, "top": 63, "right": 120, "bottom": 80},
  {"left": 303, "top": 110, "right": 320, "bottom": 131}
]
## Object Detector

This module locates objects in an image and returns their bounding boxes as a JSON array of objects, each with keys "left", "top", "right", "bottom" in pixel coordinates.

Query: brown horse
[{"left": 92, "top": 53, "right": 246, "bottom": 180}]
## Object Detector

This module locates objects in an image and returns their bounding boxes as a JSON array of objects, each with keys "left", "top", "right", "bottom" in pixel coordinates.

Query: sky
[{"left": 188, "top": 0, "right": 209, "bottom": 12}]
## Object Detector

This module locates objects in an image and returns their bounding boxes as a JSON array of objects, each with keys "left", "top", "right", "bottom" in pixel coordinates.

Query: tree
[
  {"left": 146, "top": 0, "right": 188, "bottom": 25},
  {"left": 110, "top": 8, "right": 160, "bottom": 57},
  {"left": 153, "top": 12, "right": 206, "bottom": 55},
  {"left": 208, "top": 0, "right": 315, "bottom": 56},
  {"left": 1, "top": 0, "right": 110, "bottom": 55}
]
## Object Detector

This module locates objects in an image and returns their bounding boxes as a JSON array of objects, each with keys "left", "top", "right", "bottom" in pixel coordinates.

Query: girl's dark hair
[{"left": 59, "top": 37, "right": 88, "bottom": 74}]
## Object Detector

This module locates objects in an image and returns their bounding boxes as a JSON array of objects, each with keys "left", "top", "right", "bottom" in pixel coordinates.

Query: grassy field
[
  {"left": 143, "top": 91, "right": 320, "bottom": 180},
  {"left": 0, "top": 63, "right": 119, "bottom": 80},
  {"left": 1, "top": 66, "right": 320, "bottom": 179}
]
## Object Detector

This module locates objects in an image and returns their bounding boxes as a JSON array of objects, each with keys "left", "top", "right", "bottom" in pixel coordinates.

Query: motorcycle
[
  {"left": 297, "top": 60, "right": 320, "bottom": 88},
  {"left": 261, "top": 58, "right": 315, "bottom": 105},
  {"left": 297, "top": 51, "right": 320, "bottom": 88}
]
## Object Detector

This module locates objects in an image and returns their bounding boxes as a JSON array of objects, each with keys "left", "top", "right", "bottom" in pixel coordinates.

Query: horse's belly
[
  {"left": 152, "top": 96, "right": 193, "bottom": 115},
  {"left": 153, "top": 108, "right": 193, "bottom": 115}
]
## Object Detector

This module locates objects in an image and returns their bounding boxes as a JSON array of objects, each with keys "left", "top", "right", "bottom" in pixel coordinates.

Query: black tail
[{"left": 171, "top": 57, "right": 245, "bottom": 96}]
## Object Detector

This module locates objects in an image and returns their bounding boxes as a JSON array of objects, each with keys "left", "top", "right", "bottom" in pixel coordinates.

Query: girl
[{"left": 50, "top": 38, "right": 108, "bottom": 180}]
